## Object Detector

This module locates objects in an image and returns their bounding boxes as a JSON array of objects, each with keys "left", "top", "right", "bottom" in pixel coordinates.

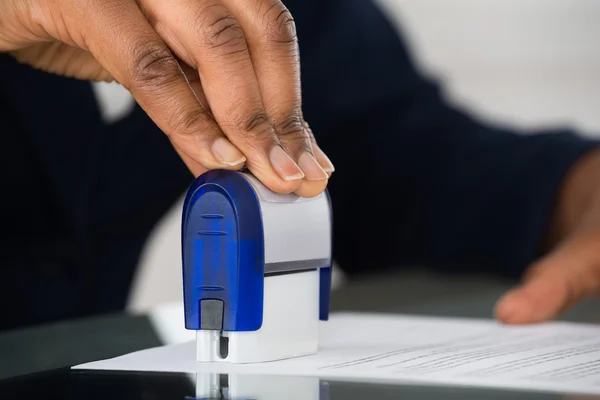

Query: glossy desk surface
[
  {"left": 1, "top": 270, "right": 599, "bottom": 398},
  {"left": 3, "top": 368, "right": 600, "bottom": 399}
]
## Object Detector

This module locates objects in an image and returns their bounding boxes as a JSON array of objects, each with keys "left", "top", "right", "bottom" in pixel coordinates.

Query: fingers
[
  {"left": 141, "top": 0, "right": 304, "bottom": 194},
  {"left": 495, "top": 265, "right": 577, "bottom": 325},
  {"left": 84, "top": 0, "right": 246, "bottom": 175},
  {"left": 173, "top": 143, "right": 208, "bottom": 177},
  {"left": 85, "top": 0, "right": 334, "bottom": 193},
  {"left": 495, "top": 232, "right": 600, "bottom": 324},
  {"left": 304, "top": 122, "right": 335, "bottom": 177},
  {"left": 220, "top": 0, "right": 330, "bottom": 197},
  {"left": 293, "top": 122, "right": 335, "bottom": 197},
  {"left": 178, "top": 63, "right": 249, "bottom": 171}
]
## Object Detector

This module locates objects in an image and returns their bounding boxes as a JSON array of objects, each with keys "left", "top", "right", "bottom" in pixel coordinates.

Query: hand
[
  {"left": 495, "top": 147, "right": 600, "bottom": 324},
  {"left": 0, "top": 0, "right": 334, "bottom": 197}
]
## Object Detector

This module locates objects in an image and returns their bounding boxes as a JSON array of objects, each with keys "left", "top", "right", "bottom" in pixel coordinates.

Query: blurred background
[
  {"left": 3, "top": 0, "right": 600, "bottom": 381},
  {"left": 90, "top": 0, "right": 600, "bottom": 341},
  {"left": 85, "top": 0, "right": 600, "bottom": 343}
]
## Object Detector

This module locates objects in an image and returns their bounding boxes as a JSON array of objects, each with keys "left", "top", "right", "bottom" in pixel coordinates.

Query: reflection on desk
[{"left": 3, "top": 369, "right": 599, "bottom": 400}]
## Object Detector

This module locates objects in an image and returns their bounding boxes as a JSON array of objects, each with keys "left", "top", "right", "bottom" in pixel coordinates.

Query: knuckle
[
  {"left": 228, "top": 110, "right": 274, "bottom": 141},
  {"left": 169, "top": 106, "right": 209, "bottom": 137},
  {"left": 262, "top": 2, "right": 297, "bottom": 44},
  {"left": 302, "top": 120, "right": 317, "bottom": 142},
  {"left": 238, "top": 111, "right": 270, "bottom": 132},
  {"left": 198, "top": 5, "right": 247, "bottom": 53},
  {"left": 129, "top": 41, "right": 180, "bottom": 89},
  {"left": 275, "top": 114, "right": 306, "bottom": 141}
]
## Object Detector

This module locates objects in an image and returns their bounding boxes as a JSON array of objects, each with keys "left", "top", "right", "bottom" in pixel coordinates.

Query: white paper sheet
[{"left": 74, "top": 312, "right": 600, "bottom": 395}]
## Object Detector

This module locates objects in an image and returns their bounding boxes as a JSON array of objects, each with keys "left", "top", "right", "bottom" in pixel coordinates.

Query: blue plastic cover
[
  {"left": 182, "top": 170, "right": 264, "bottom": 332},
  {"left": 319, "top": 267, "right": 332, "bottom": 321},
  {"left": 319, "top": 190, "right": 333, "bottom": 321}
]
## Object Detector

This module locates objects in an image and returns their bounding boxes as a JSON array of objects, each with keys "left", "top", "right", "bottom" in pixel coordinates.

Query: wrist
[{"left": 545, "top": 146, "right": 600, "bottom": 251}]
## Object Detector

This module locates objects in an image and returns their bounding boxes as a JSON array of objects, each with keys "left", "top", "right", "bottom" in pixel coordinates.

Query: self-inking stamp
[{"left": 182, "top": 170, "right": 332, "bottom": 363}]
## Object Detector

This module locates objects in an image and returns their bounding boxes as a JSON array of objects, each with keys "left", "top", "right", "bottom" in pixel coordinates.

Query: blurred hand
[
  {"left": 0, "top": 0, "right": 334, "bottom": 197},
  {"left": 496, "top": 147, "right": 600, "bottom": 324}
]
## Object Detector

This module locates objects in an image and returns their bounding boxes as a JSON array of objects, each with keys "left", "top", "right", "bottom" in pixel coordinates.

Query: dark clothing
[{"left": 1, "top": 0, "right": 597, "bottom": 330}]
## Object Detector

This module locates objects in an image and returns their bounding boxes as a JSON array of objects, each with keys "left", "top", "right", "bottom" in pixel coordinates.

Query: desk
[
  {"left": 0, "top": 313, "right": 161, "bottom": 379},
  {"left": 2, "top": 367, "right": 598, "bottom": 399},
  {"left": 1, "top": 270, "right": 599, "bottom": 385}
]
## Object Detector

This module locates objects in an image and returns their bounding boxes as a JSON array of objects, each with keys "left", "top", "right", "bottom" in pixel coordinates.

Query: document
[{"left": 75, "top": 312, "right": 600, "bottom": 395}]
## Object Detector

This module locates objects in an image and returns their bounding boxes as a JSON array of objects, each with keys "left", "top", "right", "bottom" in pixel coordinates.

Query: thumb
[{"left": 495, "top": 233, "right": 600, "bottom": 324}]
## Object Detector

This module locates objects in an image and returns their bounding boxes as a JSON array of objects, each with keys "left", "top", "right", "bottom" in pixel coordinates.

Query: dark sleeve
[{"left": 286, "top": 0, "right": 600, "bottom": 278}]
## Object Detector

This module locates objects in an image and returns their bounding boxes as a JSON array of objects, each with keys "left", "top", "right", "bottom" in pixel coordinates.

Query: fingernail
[
  {"left": 313, "top": 144, "right": 335, "bottom": 173},
  {"left": 212, "top": 137, "right": 246, "bottom": 166},
  {"left": 298, "top": 152, "right": 329, "bottom": 181},
  {"left": 269, "top": 145, "right": 304, "bottom": 181}
]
